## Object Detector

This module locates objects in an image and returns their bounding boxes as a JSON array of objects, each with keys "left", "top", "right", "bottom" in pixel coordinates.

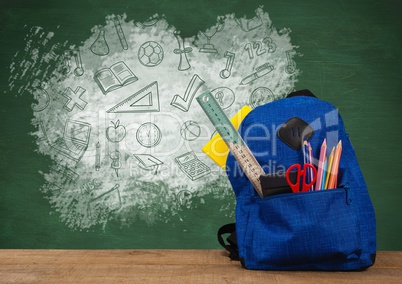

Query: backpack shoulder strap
[
  {"left": 286, "top": 89, "right": 317, "bottom": 98},
  {"left": 217, "top": 223, "right": 240, "bottom": 260}
]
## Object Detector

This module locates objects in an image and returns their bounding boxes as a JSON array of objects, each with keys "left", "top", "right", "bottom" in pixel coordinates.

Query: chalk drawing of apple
[{"left": 106, "top": 120, "right": 126, "bottom": 143}]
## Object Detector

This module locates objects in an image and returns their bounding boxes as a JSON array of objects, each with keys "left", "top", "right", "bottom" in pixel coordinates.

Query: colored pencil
[
  {"left": 303, "top": 140, "right": 310, "bottom": 184},
  {"left": 308, "top": 142, "right": 314, "bottom": 190},
  {"left": 316, "top": 139, "right": 327, "bottom": 191},
  {"left": 335, "top": 140, "right": 342, "bottom": 187},
  {"left": 328, "top": 140, "right": 342, "bottom": 189},
  {"left": 324, "top": 146, "right": 335, "bottom": 190},
  {"left": 303, "top": 140, "right": 308, "bottom": 165},
  {"left": 321, "top": 157, "right": 328, "bottom": 190}
]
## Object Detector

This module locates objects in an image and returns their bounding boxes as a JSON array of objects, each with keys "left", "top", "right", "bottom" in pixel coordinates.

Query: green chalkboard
[{"left": 0, "top": 0, "right": 401, "bottom": 250}]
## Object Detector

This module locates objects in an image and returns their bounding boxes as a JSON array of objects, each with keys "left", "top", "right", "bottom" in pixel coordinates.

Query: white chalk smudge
[{"left": 9, "top": 8, "right": 300, "bottom": 230}]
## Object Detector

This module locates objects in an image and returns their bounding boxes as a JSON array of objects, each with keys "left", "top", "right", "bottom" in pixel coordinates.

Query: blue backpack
[{"left": 218, "top": 90, "right": 376, "bottom": 271}]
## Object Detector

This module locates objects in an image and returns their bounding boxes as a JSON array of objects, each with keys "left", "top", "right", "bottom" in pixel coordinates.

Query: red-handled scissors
[{"left": 286, "top": 163, "right": 317, "bottom": 193}]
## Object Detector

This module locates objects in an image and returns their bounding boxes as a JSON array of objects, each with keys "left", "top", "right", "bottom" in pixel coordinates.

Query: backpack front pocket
[{"left": 251, "top": 188, "right": 361, "bottom": 269}]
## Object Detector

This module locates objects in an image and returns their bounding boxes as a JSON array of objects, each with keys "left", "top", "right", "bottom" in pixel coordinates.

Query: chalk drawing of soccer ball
[{"left": 138, "top": 41, "right": 164, "bottom": 67}]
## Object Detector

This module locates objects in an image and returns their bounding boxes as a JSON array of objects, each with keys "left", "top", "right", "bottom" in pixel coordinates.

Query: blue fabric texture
[{"left": 226, "top": 96, "right": 376, "bottom": 270}]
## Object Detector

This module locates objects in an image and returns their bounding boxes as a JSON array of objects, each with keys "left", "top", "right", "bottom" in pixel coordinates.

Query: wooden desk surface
[{"left": 1, "top": 250, "right": 401, "bottom": 283}]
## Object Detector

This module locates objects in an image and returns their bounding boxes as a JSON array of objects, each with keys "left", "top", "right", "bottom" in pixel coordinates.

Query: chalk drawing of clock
[{"left": 136, "top": 122, "right": 162, "bottom": 148}]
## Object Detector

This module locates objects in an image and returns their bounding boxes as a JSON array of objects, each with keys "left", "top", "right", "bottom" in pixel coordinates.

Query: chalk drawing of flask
[{"left": 90, "top": 28, "right": 109, "bottom": 56}]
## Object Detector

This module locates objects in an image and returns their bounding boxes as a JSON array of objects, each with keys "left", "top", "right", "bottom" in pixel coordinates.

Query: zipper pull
[{"left": 344, "top": 183, "right": 352, "bottom": 205}]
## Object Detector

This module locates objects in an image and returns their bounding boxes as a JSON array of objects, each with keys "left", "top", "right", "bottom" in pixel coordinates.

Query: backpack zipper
[{"left": 344, "top": 183, "right": 352, "bottom": 205}]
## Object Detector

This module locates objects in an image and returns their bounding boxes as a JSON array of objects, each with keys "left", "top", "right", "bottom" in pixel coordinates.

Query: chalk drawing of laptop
[{"left": 51, "top": 119, "right": 91, "bottom": 163}]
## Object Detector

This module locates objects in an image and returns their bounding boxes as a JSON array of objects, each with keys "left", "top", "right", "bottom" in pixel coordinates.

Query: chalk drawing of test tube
[{"left": 112, "top": 16, "right": 128, "bottom": 50}]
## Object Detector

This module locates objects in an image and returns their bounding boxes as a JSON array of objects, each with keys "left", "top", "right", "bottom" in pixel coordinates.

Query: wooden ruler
[{"left": 197, "top": 91, "right": 265, "bottom": 197}]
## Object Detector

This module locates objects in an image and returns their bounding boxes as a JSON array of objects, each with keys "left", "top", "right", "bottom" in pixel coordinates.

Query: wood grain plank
[{"left": 1, "top": 250, "right": 401, "bottom": 284}]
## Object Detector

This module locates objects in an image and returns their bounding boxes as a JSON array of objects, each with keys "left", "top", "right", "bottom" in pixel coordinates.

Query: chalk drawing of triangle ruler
[{"left": 197, "top": 91, "right": 265, "bottom": 197}]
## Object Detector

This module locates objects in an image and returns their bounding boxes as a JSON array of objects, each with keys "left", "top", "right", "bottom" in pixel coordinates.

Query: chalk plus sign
[{"left": 62, "top": 86, "right": 87, "bottom": 112}]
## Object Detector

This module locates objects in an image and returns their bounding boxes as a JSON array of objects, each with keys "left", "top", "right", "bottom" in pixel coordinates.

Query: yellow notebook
[{"left": 202, "top": 105, "right": 252, "bottom": 169}]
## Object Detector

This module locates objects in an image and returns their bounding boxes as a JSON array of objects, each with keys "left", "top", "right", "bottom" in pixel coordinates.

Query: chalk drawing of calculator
[{"left": 175, "top": 151, "right": 210, "bottom": 181}]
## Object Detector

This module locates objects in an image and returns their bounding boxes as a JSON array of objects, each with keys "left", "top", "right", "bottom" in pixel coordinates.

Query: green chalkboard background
[{"left": 0, "top": 0, "right": 401, "bottom": 249}]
